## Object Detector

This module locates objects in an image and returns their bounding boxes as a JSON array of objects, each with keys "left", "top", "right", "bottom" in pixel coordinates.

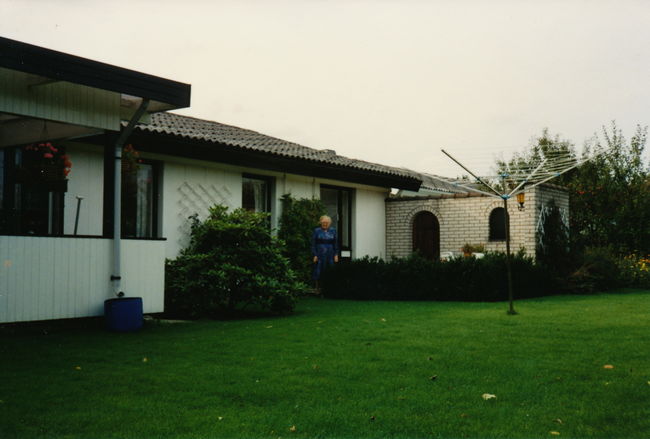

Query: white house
[
  {"left": 0, "top": 37, "right": 421, "bottom": 324},
  {"left": 0, "top": 37, "right": 570, "bottom": 325}
]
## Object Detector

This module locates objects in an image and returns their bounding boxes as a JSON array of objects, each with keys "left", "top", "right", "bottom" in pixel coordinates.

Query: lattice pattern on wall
[{"left": 176, "top": 181, "right": 233, "bottom": 248}]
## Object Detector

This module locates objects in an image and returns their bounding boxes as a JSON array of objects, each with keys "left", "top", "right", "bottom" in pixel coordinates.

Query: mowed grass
[{"left": 1, "top": 292, "right": 650, "bottom": 439}]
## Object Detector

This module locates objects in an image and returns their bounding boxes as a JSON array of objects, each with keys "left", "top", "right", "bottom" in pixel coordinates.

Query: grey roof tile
[{"left": 132, "top": 112, "right": 420, "bottom": 181}]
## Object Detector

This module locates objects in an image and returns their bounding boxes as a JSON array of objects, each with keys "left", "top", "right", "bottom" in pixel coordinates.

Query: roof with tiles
[
  {"left": 132, "top": 112, "right": 419, "bottom": 181},
  {"left": 408, "top": 172, "right": 469, "bottom": 194}
]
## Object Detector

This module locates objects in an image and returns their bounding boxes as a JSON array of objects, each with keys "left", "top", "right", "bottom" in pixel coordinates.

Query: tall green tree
[
  {"left": 497, "top": 123, "right": 649, "bottom": 255},
  {"left": 569, "top": 122, "right": 649, "bottom": 252},
  {"left": 495, "top": 128, "right": 577, "bottom": 185}
]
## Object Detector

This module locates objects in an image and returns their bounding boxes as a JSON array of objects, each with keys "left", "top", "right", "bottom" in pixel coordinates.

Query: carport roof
[{"left": 0, "top": 36, "right": 191, "bottom": 112}]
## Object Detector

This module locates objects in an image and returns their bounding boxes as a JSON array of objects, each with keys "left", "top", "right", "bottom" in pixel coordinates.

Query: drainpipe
[{"left": 110, "top": 99, "right": 150, "bottom": 297}]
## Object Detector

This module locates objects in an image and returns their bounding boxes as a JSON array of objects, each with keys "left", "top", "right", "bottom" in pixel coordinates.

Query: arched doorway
[
  {"left": 489, "top": 207, "right": 507, "bottom": 241},
  {"left": 412, "top": 211, "right": 440, "bottom": 260}
]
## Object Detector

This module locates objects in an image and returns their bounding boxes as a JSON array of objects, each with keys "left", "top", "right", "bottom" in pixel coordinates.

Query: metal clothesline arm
[
  {"left": 507, "top": 159, "right": 546, "bottom": 197},
  {"left": 441, "top": 149, "right": 504, "bottom": 198}
]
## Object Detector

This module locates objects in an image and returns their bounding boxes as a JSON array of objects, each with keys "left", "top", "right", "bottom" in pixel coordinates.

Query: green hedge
[{"left": 320, "top": 252, "right": 558, "bottom": 301}]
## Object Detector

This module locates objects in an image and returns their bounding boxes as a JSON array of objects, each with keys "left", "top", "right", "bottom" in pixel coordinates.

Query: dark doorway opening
[{"left": 412, "top": 211, "right": 440, "bottom": 260}]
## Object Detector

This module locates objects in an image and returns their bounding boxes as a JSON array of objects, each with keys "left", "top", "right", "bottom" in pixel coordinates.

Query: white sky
[{"left": 3, "top": 0, "right": 649, "bottom": 177}]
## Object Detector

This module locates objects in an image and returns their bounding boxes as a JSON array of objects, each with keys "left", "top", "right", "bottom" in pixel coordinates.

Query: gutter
[{"left": 110, "top": 99, "right": 150, "bottom": 297}]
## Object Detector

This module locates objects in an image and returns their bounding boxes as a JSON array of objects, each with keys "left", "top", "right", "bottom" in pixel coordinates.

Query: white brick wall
[{"left": 385, "top": 185, "right": 569, "bottom": 259}]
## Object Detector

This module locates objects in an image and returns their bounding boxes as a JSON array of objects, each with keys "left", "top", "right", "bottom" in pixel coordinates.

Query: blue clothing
[{"left": 311, "top": 227, "right": 339, "bottom": 280}]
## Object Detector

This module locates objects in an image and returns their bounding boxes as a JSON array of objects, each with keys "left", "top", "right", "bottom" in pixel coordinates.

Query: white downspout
[{"left": 111, "top": 99, "right": 150, "bottom": 297}]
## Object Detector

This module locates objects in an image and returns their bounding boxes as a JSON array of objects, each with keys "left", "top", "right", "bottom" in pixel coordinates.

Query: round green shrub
[{"left": 165, "top": 206, "right": 305, "bottom": 318}]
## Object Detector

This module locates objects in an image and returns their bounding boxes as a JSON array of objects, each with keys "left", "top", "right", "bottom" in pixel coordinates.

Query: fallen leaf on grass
[
  {"left": 142, "top": 357, "right": 148, "bottom": 363},
  {"left": 380, "top": 318, "right": 386, "bottom": 322},
  {"left": 265, "top": 326, "right": 273, "bottom": 329},
  {"left": 74, "top": 366, "right": 81, "bottom": 370},
  {"left": 482, "top": 393, "right": 496, "bottom": 400},
  {"left": 369, "top": 416, "right": 376, "bottom": 421},
  {"left": 289, "top": 425, "right": 297, "bottom": 432},
  {"left": 550, "top": 431, "right": 560, "bottom": 436},
  {"left": 603, "top": 364, "right": 614, "bottom": 369},
  {"left": 218, "top": 417, "right": 223, "bottom": 421},
  {"left": 429, "top": 375, "right": 438, "bottom": 381},
  {"left": 554, "top": 419, "right": 563, "bottom": 424}
]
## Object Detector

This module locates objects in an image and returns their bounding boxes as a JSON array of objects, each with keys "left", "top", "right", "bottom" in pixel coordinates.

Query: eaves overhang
[
  {"left": 0, "top": 36, "right": 191, "bottom": 112},
  {"left": 110, "top": 130, "right": 423, "bottom": 191}
]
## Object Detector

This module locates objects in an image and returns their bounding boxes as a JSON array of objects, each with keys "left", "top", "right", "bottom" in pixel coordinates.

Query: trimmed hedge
[{"left": 320, "top": 252, "right": 558, "bottom": 301}]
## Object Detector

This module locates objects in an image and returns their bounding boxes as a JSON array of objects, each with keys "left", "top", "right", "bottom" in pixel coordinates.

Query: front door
[
  {"left": 412, "top": 211, "right": 440, "bottom": 260},
  {"left": 320, "top": 185, "right": 352, "bottom": 260}
]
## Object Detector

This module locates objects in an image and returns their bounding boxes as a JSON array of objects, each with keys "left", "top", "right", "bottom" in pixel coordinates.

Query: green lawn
[{"left": 1, "top": 292, "right": 650, "bottom": 439}]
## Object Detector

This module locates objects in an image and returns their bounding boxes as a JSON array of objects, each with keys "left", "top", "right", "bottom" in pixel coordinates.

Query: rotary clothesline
[
  {"left": 433, "top": 145, "right": 612, "bottom": 315},
  {"left": 430, "top": 147, "right": 610, "bottom": 200}
]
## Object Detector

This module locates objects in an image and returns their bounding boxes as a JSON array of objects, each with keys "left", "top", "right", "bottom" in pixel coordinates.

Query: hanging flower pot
[
  {"left": 19, "top": 142, "right": 72, "bottom": 192},
  {"left": 122, "top": 144, "right": 141, "bottom": 175}
]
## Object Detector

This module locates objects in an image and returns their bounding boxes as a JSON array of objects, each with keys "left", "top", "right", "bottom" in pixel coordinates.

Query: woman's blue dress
[{"left": 311, "top": 227, "right": 339, "bottom": 280}]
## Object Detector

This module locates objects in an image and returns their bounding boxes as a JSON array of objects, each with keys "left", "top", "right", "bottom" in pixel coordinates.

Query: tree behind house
[{"left": 496, "top": 123, "right": 649, "bottom": 255}]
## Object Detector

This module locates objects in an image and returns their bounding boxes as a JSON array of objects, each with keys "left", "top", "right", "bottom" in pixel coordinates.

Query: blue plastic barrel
[{"left": 104, "top": 297, "right": 143, "bottom": 332}]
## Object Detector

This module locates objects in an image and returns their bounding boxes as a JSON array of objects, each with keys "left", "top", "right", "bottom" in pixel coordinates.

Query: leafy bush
[
  {"left": 617, "top": 253, "right": 650, "bottom": 288},
  {"left": 165, "top": 206, "right": 305, "bottom": 319},
  {"left": 566, "top": 246, "right": 623, "bottom": 293},
  {"left": 277, "top": 194, "right": 326, "bottom": 282},
  {"left": 320, "top": 252, "right": 557, "bottom": 302}
]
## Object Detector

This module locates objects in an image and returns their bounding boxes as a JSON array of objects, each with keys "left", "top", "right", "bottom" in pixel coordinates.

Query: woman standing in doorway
[{"left": 311, "top": 215, "right": 339, "bottom": 292}]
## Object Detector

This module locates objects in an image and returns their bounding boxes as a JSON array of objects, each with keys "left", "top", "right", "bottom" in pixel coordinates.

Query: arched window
[
  {"left": 412, "top": 211, "right": 440, "bottom": 260},
  {"left": 489, "top": 207, "right": 507, "bottom": 241}
]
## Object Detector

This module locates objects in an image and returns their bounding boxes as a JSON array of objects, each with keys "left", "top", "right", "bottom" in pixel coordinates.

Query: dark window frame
[
  {"left": 102, "top": 138, "right": 163, "bottom": 240},
  {"left": 121, "top": 158, "right": 161, "bottom": 239},
  {"left": 489, "top": 207, "right": 508, "bottom": 241},
  {"left": 320, "top": 184, "right": 353, "bottom": 253},
  {"left": 0, "top": 144, "right": 66, "bottom": 237}
]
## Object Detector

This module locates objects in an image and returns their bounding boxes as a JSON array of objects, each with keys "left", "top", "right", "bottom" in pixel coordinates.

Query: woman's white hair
[{"left": 319, "top": 215, "right": 332, "bottom": 223}]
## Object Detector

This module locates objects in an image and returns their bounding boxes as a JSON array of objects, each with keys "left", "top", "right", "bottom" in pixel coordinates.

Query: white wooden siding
[
  {"left": 0, "top": 237, "right": 165, "bottom": 323},
  {"left": 0, "top": 67, "right": 121, "bottom": 131}
]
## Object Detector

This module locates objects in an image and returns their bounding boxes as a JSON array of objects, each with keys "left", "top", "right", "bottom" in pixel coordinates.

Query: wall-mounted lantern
[{"left": 516, "top": 192, "right": 526, "bottom": 211}]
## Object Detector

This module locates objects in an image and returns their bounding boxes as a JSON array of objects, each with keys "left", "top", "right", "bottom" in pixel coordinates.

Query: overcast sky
[{"left": 4, "top": 0, "right": 649, "bottom": 176}]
